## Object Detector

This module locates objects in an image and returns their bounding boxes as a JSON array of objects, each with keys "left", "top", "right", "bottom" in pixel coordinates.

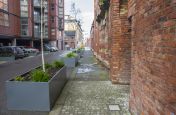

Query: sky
[{"left": 65, "top": 0, "right": 94, "bottom": 38}]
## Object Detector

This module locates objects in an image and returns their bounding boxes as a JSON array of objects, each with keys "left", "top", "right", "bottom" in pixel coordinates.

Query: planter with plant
[
  {"left": 5, "top": 60, "right": 67, "bottom": 111},
  {"left": 77, "top": 48, "right": 84, "bottom": 58},
  {"left": 63, "top": 52, "right": 78, "bottom": 67}
]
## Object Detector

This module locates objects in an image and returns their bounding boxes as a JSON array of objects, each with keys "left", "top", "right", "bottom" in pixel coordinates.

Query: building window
[
  {"left": 34, "top": 10, "right": 40, "bottom": 23},
  {"left": 59, "top": 0, "right": 63, "bottom": 7},
  {"left": 0, "top": 0, "right": 9, "bottom": 26},
  {"left": 0, "top": 12, "right": 9, "bottom": 26},
  {"left": 0, "top": 0, "right": 8, "bottom": 11},
  {"left": 51, "top": 16, "right": 54, "bottom": 23},
  {"left": 21, "top": 18, "right": 28, "bottom": 36},
  {"left": 20, "top": 0, "right": 28, "bottom": 17},
  {"left": 51, "top": 3, "right": 54, "bottom": 10},
  {"left": 51, "top": 28, "right": 55, "bottom": 35},
  {"left": 34, "top": 25, "right": 40, "bottom": 37}
]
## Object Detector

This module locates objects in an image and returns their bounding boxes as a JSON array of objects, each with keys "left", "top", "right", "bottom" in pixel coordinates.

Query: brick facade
[
  {"left": 109, "top": 0, "right": 131, "bottom": 84},
  {"left": 128, "top": 0, "right": 176, "bottom": 114},
  {"left": 93, "top": 0, "right": 131, "bottom": 84},
  {"left": 0, "top": 0, "right": 20, "bottom": 37},
  {"left": 0, "top": 0, "right": 64, "bottom": 48},
  {"left": 93, "top": 0, "right": 176, "bottom": 114}
]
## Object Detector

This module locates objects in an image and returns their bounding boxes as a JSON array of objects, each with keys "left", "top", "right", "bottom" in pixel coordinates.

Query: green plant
[
  {"left": 99, "top": 0, "right": 105, "bottom": 5},
  {"left": 73, "top": 50, "right": 77, "bottom": 53},
  {"left": 53, "top": 60, "right": 64, "bottom": 69},
  {"left": 66, "top": 52, "right": 77, "bottom": 58},
  {"left": 77, "top": 48, "right": 82, "bottom": 53},
  {"left": 15, "top": 76, "right": 24, "bottom": 81},
  {"left": 45, "top": 63, "right": 53, "bottom": 69},
  {"left": 30, "top": 69, "right": 49, "bottom": 82}
]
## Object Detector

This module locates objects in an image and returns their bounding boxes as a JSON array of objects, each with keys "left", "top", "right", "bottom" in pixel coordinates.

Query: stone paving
[{"left": 50, "top": 51, "right": 131, "bottom": 115}]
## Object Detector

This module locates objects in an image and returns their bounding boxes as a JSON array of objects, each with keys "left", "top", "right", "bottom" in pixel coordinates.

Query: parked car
[
  {"left": 44, "top": 45, "right": 58, "bottom": 52},
  {"left": 50, "top": 46, "right": 58, "bottom": 52},
  {"left": 0, "top": 46, "right": 25, "bottom": 59},
  {"left": 18, "top": 46, "right": 29, "bottom": 57},
  {"left": 25, "top": 47, "right": 40, "bottom": 55}
]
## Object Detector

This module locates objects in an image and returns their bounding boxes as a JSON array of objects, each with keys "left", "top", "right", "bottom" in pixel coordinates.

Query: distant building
[
  {"left": 0, "top": 0, "right": 65, "bottom": 49},
  {"left": 85, "top": 37, "right": 91, "bottom": 48},
  {"left": 64, "top": 15, "right": 83, "bottom": 50}
]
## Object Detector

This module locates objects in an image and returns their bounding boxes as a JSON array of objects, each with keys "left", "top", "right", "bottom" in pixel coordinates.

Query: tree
[
  {"left": 70, "top": 2, "right": 80, "bottom": 19},
  {"left": 40, "top": 0, "right": 46, "bottom": 72}
]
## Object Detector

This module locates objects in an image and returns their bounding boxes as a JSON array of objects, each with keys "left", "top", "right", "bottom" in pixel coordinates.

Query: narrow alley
[
  {"left": 50, "top": 51, "right": 130, "bottom": 115},
  {"left": 0, "top": 0, "right": 175, "bottom": 114}
]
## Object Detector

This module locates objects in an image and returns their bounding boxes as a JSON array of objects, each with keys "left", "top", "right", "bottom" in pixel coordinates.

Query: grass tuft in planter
[
  {"left": 53, "top": 60, "right": 64, "bottom": 69},
  {"left": 66, "top": 52, "right": 77, "bottom": 58},
  {"left": 45, "top": 63, "right": 53, "bottom": 69},
  {"left": 30, "top": 69, "right": 49, "bottom": 82},
  {"left": 14, "top": 76, "right": 24, "bottom": 81}
]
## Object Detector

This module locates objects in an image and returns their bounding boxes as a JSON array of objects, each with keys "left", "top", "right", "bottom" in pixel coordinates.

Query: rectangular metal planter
[
  {"left": 5, "top": 66, "right": 67, "bottom": 111},
  {"left": 77, "top": 51, "right": 84, "bottom": 58},
  {"left": 63, "top": 57, "right": 77, "bottom": 68}
]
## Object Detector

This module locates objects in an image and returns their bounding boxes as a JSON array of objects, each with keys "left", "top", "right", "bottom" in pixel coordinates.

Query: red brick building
[
  {"left": 92, "top": 0, "right": 176, "bottom": 114},
  {"left": 0, "top": 0, "right": 20, "bottom": 46},
  {"left": 0, "top": 0, "right": 64, "bottom": 49}
]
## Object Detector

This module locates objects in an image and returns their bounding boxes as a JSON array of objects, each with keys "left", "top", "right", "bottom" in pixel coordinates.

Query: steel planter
[
  {"left": 5, "top": 66, "right": 67, "bottom": 111},
  {"left": 63, "top": 57, "right": 78, "bottom": 68}
]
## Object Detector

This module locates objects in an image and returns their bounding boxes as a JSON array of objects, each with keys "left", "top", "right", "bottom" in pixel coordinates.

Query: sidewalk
[{"left": 50, "top": 51, "right": 131, "bottom": 115}]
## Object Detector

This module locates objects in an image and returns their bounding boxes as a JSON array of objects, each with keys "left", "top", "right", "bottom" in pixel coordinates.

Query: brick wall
[
  {"left": 129, "top": 0, "right": 176, "bottom": 114},
  {"left": 109, "top": 0, "right": 131, "bottom": 84},
  {"left": 0, "top": 0, "right": 20, "bottom": 37},
  {"left": 93, "top": 0, "right": 131, "bottom": 84}
]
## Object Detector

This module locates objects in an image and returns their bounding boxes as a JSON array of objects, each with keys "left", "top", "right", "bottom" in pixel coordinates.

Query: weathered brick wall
[
  {"left": 109, "top": 0, "right": 131, "bottom": 84},
  {"left": 93, "top": 0, "right": 131, "bottom": 83},
  {"left": 93, "top": 0, "right": 110, "bottom": 68},
  {"left": 129, "top": 0, "right": 176, "bottom": 114}
]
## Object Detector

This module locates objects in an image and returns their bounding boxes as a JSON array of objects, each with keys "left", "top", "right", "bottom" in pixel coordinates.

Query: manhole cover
[{"left": 108, "top": 104, "right": 120, "bottom": 111}]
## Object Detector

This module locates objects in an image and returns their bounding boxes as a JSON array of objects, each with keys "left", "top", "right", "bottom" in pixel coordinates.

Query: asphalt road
[{"left": 0, "top": 51, "right": 69, "bottom": 115}]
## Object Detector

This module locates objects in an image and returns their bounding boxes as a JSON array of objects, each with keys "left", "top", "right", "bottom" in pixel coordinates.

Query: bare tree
[{"left": 70, "top": 2, "right": 80, "bottom": 19}]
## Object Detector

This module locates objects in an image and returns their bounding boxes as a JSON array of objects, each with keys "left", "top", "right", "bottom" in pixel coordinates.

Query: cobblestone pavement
[{"left": 50, "top": 51, "right": 131, "bottom": 115}]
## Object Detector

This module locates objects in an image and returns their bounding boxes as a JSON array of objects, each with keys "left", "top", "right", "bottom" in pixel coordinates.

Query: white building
[{"left": 64, "top": 15, "right": 84, "bottom": 49}]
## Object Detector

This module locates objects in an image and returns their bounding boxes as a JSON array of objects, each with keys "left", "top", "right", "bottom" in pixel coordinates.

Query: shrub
[
  {"left": 30, "top": 69, "right": 49, "bottom": 82},
  {"left": 15, "top": 76, "right": 24, "bottom": 81},
  {"left": 73, "top": 50, "right": 77, "bottom": 53},
  {"left": 53, "top": 60, "right": 64, "bottom": 69},
  {"left": 45, "top": 63, "right": 53, "bottom": 69},
  {"left": 66, "top": 52, "right": 77, "bottom": 58}
]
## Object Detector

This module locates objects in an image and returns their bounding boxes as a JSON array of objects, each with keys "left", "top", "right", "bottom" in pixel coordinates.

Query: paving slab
[{"left": 50, "top": 51, "right": 131, "bottom": 115}]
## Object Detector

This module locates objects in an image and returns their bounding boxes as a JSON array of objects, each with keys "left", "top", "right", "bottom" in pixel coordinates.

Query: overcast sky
[{"left": 65, "top": 0, "right": 94, "bottom": 38}]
